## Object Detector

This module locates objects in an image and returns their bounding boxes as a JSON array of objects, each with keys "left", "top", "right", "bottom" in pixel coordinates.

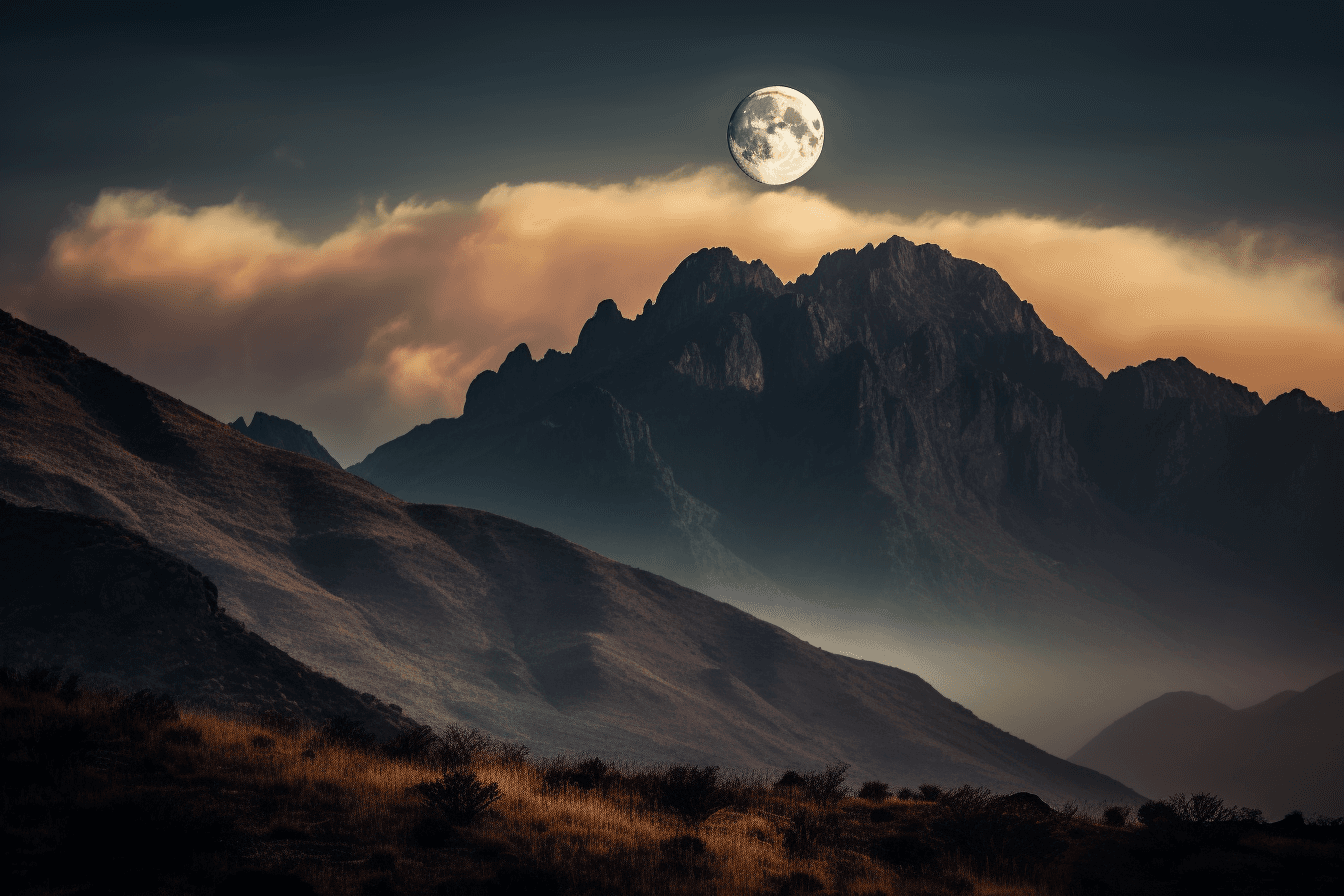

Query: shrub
[
  {"left": 896, "top": 787, "right": 917, "bottom": 801},
  {"left": 253, "top": 709, "right": 301, "bottom": 734},
  {"left": 782, "top": 809, "right": 837, "bottom": 856},
  {"left": 383, "top": 724, "right": 440, "bottom": 763},
  {"left": 1137, "top": 799, "right": 1178, "bottom": 827},
  {"left": 918, "top": 783, "right": 944, "bottom": 802},
  {"left": 320, "top": 715, "right": 375, "bottom": 750},
  {"left": 775, "top": 763, "right": 850, "bottom": 803},
  {"left": 414, "top": 770, "right": 502, "bottom": 827},
  {"left": 858, "top": 780, "right": 891, "bottom": 802},
  {"left": 542, "top": 756, "right": 610, "bottom": 792},
  {"left": 439, "top": 723, "right": 492, "bottom": 768},
  {"left": 116, "top": 690, "right": 180, "bottom": 727},
  {"left": 658, "top": 765, "right": 734, "bottom": 826},
  {"left": 1102, "top": 805, "right": 1131, "bottom": 827}
]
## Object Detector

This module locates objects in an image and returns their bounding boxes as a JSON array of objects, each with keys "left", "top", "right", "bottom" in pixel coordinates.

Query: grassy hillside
[{"left": 5, "top": 672, "right": 1342, "bottom": 895}]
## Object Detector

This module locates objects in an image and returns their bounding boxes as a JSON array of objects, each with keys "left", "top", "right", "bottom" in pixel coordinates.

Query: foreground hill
[
  {"left": 0, "top": 307, "right": 1135, "bottom": 803},
  {"left": 0, "top": 499, "right": 409, "bottom": 738},
  {"left": 8, "top": 679, "right": 1339, "bottom": 896},
  {"left": 349, "top": 238, "right": 1344, "bottom": 752},
  {"left": 1071, "top": 670, "right": 1344, "bottom": 817}
]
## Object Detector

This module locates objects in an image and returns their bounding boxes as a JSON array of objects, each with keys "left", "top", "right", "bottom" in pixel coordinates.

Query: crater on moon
[{"left": 727, "top": 86, "right": 824, "bottom": 185}]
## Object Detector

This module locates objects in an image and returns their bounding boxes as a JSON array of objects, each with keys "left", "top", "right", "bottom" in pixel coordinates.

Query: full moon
[{"left": 727, "top": 86, "right": 824, "bottom": 185}]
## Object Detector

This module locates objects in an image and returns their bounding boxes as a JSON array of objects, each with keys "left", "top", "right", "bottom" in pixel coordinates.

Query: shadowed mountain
[
  {"left": 229, "top": 411, "right": 342, "bottom": 469},
  {"left": 0, "top": 499, "right": 409, "bottom": 737},
  {"left": 1070, "top": 671, "right": 1344, "bottom": 818},
  {"left": 0, "top": 306, "right": 1138, "bottom": 804},
  {"left": 349, "top": 237, "right": 1344, "bottom": 753}
]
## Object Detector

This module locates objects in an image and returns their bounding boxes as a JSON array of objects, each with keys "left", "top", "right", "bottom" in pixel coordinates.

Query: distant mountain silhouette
[
  {"left": 230, "top": 411, "right": 341, "bottom": 468},
  {"left": 1070, "top": 671, "right": 1344, "bottom": 818},
  {"left": 0, "top": 306, "right": 1137, "bottom": 803},
  {"left": 349, "top": 237, "right": 1344, "bottom": 751},
  {"left": 0, "top": 499, "right": 408, "bottom": 737}
]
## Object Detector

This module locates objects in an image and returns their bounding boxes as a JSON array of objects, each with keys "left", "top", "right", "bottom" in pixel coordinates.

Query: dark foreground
[{"left": 3, "top": 670, "right": 1340, "bottom": 896}]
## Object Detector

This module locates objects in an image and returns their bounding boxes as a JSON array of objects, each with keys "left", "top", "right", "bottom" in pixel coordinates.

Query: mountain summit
[{"left": 350, "top": 236, "right": 1343, "bottom": 752}]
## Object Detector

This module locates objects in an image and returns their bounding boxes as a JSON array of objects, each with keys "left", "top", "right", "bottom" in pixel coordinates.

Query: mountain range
[
  {"left": 0, "top": 303, "right": 1137, "bottom": 804},
  {"left": 1070, "top": 670, "right": 1344, "bottom": 818},
  {"left": 348, "top": 237, "right": 1344, "bottom": 753}
]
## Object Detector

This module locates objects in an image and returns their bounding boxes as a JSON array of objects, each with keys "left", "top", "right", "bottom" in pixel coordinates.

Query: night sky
[{"left": 3, "top": 1, "right": 1341, "bottom": 462}]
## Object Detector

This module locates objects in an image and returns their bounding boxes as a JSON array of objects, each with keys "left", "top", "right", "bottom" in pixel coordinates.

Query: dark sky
[{"left": 4, "top": 0, "right": 1342, "bottom": 276}]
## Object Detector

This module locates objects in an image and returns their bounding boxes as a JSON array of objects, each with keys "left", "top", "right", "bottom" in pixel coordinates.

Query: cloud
[{"left": 8, "top": 168, "right": 1341, "bottom": 463}]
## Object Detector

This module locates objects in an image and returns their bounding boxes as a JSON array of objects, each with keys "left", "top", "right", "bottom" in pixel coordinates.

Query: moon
[{"left": 727, "top": 86, "right": 824, "bottom": 185}]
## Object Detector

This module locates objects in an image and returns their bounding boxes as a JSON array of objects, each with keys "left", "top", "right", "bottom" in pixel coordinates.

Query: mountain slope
[
  {"left": 349, "top": 237, "right": 1344, "bottom": 753},
  {"left": 1070, "top": 671, "right": 1344, "bottom": 817},
  {"left": 0, "top": 306, "right": 1137, "bottom": 804},
  {"left": 0, "top": 499, "right": 409, "bottom": 737},
  {"left": 229, "top": 411, "right": 342, "bottom": 468}
]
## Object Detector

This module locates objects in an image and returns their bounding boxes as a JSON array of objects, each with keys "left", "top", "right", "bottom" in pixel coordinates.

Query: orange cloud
[{"left": 9, "top": 169, "right": 1341, "bottom": 463}]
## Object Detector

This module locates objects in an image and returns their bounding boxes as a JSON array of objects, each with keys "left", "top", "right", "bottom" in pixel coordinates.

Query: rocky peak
[
  {"left": 229, "top": 412, "right": 342, "bottom": 468},
  {"left": 637, "top": 248, "right": 783, "bottom": 338},
  {"left": 1103, "top": 357, "right": 1264, "bottom": 418},
  {"left": 574, "top": 299, "right": 636, "bottom": 365}
]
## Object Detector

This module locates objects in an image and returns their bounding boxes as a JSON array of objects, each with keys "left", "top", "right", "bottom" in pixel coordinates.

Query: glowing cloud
[{"left": 9, "top": 168, "right": 1340, "bottom": 463}]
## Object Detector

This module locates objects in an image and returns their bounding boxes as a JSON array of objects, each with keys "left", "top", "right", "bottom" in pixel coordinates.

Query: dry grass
[{"left": 4, "top": 675, "right": 1341, "bottom": 895}]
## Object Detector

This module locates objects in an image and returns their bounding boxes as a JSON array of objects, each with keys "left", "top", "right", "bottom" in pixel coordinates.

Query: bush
[
  {"left": 858, "top": 780, "right": 891, "bottom": 802},
  {"left": 414, "top": 770, "right": 502, "bottom": 826},
  {"left": 918, "top": 783, "right": 944, "bottom": 802},
  {"left": 775, "top": 763, "right": 850, "bottom": 803},
  {"left": 1137, "top": 799, "right": 1179, "bottom": 827},
  {"left": 658, "top": 765, "right": 734, "bottom": 825},
  {"left": 383, "top": 724, "right": 440, "bottom": 763},
  {"left": 253, "top": 709, "right": 301, "bottom": 734},
  {"left": 542, "top": 756, "right": 610, "bottom": 792},
  {"left": 439, "top": 723, "right": 493, "bottom": 768},
  {"left": 1102, "top": 805, "right": 1132, "bottom": 827},
  {"left": 116, "top": 690, "right": 180, "bottom": 727},
  {"left": 781, "top": 809, "right": 841, "bottom": 857},
  {"left": 896, "top": 787, "right": 917, "bottom": 801},
  {"left": 320, "top": 715, "right": 375, "bottom": 750}
]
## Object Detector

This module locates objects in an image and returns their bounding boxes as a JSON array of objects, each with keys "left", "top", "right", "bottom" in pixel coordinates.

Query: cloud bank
[{"left": 8, "top": 168, "right": 1341, "bottom": 463}]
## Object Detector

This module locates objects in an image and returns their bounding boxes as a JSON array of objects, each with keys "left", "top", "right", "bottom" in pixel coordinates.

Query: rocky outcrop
[{"left": 229, "top": 411, "right": 342, "bottom": 468}]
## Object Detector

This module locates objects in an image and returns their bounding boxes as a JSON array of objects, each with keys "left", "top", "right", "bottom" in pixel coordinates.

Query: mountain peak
[
  {"left": 639, "top": 247, "right": 783, "bottom": 337},
  {"left": 228, "top": 412, "right": 341, "bottom": 468}
]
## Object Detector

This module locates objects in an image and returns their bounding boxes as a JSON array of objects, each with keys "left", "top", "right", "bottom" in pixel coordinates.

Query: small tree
[
  {"left": 414, "top": 771, "right": 501, "bottom": 827},
  {"left": 659, "top": 765, "right": 734, "bottom": 826},
  {"left": 858, "top": 780, "right": 891, "bottom": 802}
]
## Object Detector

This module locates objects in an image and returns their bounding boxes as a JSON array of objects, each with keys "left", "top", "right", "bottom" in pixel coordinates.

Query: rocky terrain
[
  {"left": 1071, "top": 670, "right": 1344, "bottom": 818},
  {"left": 229, "top": 411, "right": 342, "bottom": 468},
  {"left": 0, "top": 498, "right": 410, "bottom": 738},
  {"left": 349, "top": 238, "right": 1344, "bottom": 752},
  {"left": 0, "top": 305, "right": 1137, "bottom": 804}
]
